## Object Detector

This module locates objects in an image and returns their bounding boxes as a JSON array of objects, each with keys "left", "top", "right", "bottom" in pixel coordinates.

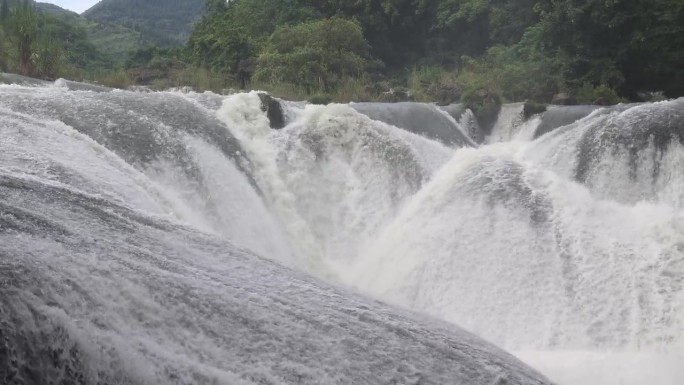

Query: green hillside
[
  {"left": 83, "top": 0, "right": 205, "bottom": 46},
  {"left": 34, "top": 1, "right": 78, "bottom": 17},
  {"left": 82, "top": 19, "right": 147, "bottom": 62},
  {"left": 3, "top": 0, "right": 146, "bottom": 65},
  {"left": 35, "top": 2, "right": 146, "bottom": 64}
]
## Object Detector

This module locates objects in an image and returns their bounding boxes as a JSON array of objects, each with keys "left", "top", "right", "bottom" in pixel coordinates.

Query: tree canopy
[
  {"left": 83, "top": 0, "right": 205, "bottom": 46},
  {"left": 255, "top": 18, "right": 372, "bottom": 92},
  {"left": 189, "top": 0, "right": 684, "bottom": 100}
]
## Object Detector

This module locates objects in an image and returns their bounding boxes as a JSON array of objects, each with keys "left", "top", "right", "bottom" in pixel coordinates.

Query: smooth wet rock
[
  {"left": 575, "top": 99, "right": 684, "bottom": 184},
  {"left": 0, "top": 73, "right": 51, "bottom": 87},
  {"left": 352, "top": 102, "right": 472, "bottom": 147},
  {"left": 54, "top": 78, "right": 111, "bottom": 93},
  {"left": 0, "top": 172, "right": 552, "bottom": 385},
  {"left": 533, "top": 105, "right": 601, "bottom": 138},
  {"left": 523, "top": 102, "right": 547, "bottom": 120}
]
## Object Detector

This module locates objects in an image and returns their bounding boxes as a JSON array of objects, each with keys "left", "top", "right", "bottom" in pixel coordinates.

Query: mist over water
[{"left": 1, "top": 80, "right": 683, "bottom": 385}]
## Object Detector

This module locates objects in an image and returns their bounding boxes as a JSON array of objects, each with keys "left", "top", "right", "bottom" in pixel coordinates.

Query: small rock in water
[{"left": 258, "top": 92, "right": 285, "bottom": 129}]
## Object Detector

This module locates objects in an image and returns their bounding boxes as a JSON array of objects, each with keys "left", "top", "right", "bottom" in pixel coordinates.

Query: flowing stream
[{"left": 1, "top": 78, "right": 683, "bottom": 385}]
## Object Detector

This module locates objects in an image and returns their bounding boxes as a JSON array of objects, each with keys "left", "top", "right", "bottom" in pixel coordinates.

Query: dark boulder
[
  {"left": 523, "top": 101, "right": 547, "bottom": 120},
  {"left": 258, "top": 93, "right": 285, "bottom": 129}
]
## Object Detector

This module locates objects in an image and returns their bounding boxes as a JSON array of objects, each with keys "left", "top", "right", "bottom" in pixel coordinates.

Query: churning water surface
[{"left": 1, "top": 79, "right": 683, "bottom": 385}]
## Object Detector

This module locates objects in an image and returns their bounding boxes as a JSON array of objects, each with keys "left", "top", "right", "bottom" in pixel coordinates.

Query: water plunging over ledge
[{"left": 1, "top": 79, "right": 683, "bottom": 385}]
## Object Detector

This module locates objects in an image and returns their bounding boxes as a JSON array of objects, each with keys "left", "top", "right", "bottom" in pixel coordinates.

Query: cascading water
[
  {"left": 216, "top": 93, "right": 454, "bottom": 272},
  {"left": 0, "top": 81, "right": 550, "bottom": 385},
  {"left": 1, "top": 77, "right": 683, "bottom": 385},
  {"left": 345, "top": 99, "right": 684, "bottom": 385}
]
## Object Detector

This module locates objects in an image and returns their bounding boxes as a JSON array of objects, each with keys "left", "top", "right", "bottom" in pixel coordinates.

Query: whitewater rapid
[
  {"left": 1, "top": 78, "right": 683, "bottom": 385},
  {"left": 214, "top": 93, "right": 684, "bottom": 385}
]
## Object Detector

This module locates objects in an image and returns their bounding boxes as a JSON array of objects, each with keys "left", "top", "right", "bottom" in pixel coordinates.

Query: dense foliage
[
  {"left": 255, "top": 18, "right": 372, "bottom": 92},
  {"left": 1, "top": 1, "right": 66, "bottom": 78},
  {"left": 189, "top": 0, "right": 684, "bottom": 101},
  {"left": 1, "top": 0, "right": 681, "bottom": 103},
  {"left": 0, "top": 0, "right": 149, "bottom": 75}
]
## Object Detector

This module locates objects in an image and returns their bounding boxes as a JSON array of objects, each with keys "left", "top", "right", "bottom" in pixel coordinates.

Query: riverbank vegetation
[
  {"left": 1, "top": 0, "right": 682, "bottom": 104},
  {"left": 188, "top": 0, "right": 682, "bottom": 103}
]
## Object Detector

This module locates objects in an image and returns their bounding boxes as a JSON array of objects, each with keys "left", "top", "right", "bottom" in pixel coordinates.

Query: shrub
[{"left": 575, "top": 83, "right": 625, "bottom": 105}]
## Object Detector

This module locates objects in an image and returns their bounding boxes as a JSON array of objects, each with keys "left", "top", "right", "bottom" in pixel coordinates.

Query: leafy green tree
[
  {"left": 536, "top": 0, "right": 684, "bottom": 97},
  {"left": 189, "top": 0, "right": 318, "bottom": 74},
  {"left": 34, "top": 31, "right": 64, "bottom": 78},
  {"left": 189, "top": 0, "right": 684, "bottom": 99},
  {"left": 0, "top": 28, "right": 8, "bottom": 71},
  {"left": 189, "top": 16, "right": 253, "bottom": 73},
  {"left": 39, "top": 13, "right": 98, "bottom": 70},
  {"left": 11, "top": 1, "right": 38, "bottom": 76},
  {"left": 205, "top": 0, "right": 226, "bottom": 15},
  {"left": 300, "top": 0, "right": 438, "bottom": 68},
  {"left": 254, "top": 18, "right": 371, "bottom": 92}
]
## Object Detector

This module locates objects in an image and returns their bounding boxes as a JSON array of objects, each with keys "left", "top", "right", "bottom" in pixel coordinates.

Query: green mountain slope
[
  {"left": 40, "top": 4, "right": 147, "bottom": 64},
  {"left": 83, "top": 0, "right": 205, "bottom": 46},
  {"left": 5, "top": 0, "right": 147, "bottom": 65},
  {"left": 34, "top": 1, "right": 79, "bottom": 17}
]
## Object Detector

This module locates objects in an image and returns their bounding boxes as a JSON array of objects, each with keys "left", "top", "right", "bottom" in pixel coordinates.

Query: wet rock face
[
  {"left": 0, "top": 173, "right": 552, "bottom": 385},
  {"left": 0, "top": 73, "right": 52, "bottom": 87},
  {"left": 575, "top": 100, "right": 684, "bottom": 184},
  {"left": 352, "top": 102, "right": 473, "bottom": 147},
  {"left": 457, "top": 159, "right": 553, "bottom": 225},
  {"left": 258, "top": 93, "right": 286, "bottom": 129},
  {"left": 533, "top": 105, "right": 601, "bottom": 138},
  {"left": 523, "top": 102, "right": 547, "bottom": 120}
]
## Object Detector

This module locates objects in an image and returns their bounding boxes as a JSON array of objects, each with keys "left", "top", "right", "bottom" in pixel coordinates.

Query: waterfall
[{"left": 2, "top": 78, "right": 683, "bottom": 385}]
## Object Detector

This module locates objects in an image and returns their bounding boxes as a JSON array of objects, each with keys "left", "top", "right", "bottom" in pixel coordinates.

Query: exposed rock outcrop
[{"left": 258, "top": 93, "right": 285, "bottom": 129}]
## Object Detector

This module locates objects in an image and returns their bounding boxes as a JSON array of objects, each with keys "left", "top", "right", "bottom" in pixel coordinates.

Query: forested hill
[
  {"left": 83, "top": 0, "right": 205, "bottom": 46},
  {"left": 33, "top": 1, "right": 78, "bottom": 17},
  {"left": 6, "top": 0, "right": 77, "bottom": 16},
  {"left": 190, "top": 0, "right": 684, "bottom": 102}
]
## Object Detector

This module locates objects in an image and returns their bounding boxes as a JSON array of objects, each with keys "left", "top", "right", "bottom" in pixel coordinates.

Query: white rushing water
[
  {"left": 1, "top": 80, "right": 683, "bottom": 385},
  {"left": 218, "top": 93, "right": 684, "bottom": 385}
]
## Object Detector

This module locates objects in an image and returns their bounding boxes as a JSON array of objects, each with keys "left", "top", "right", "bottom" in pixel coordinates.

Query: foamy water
[{"left": 2, "top": 80, "right": 683, "bottom": 384}]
